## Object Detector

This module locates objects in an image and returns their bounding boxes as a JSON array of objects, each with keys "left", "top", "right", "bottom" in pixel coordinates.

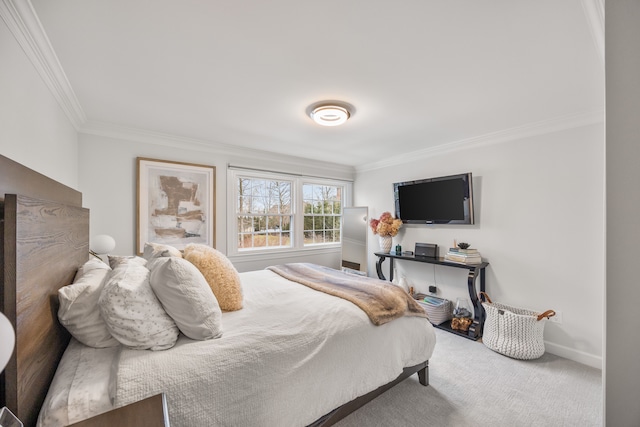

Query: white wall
[
  {"left": 605, "top": 1, "right": 640, "bottom": 425},
  {"left": 2, "top": 0, "right": 606, "bottom": 371},
  {"left": 77, "top": 131, "right": 353, "bottom": 271},
  {"left": 0, "top": 18, "right": 78, "bottom": 189},
  {"left": 355, "top": 123, "right": 605, "bottom": 368}
]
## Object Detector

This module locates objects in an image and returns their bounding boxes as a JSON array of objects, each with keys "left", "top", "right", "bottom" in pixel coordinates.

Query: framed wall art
[{"left": 137, "top": 157, "right": 215, "bottom": 254}]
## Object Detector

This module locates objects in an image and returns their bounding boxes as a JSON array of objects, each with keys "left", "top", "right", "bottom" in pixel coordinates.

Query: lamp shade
[
  {"left": 0, "top": 312, "right": 15, "bottom": 372},
  {"left": 90, "top": 234, "right": 116, "bottom": 255},
  {"left": 306, "top": 101, "right": 354, "bottom": 127},
  {"left": 310, "top": 105, "right": 350, "bottom": 126}
]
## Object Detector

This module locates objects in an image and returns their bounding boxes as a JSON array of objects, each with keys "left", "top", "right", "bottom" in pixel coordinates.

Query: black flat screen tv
[{"left": 393, "top": 173, "right": 474, "bottom": 225}]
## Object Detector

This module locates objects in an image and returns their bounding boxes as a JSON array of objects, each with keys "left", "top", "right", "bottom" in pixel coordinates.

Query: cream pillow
[
  {"left": 108, "top": 255, "right": 147, "bottom": 269},
  {"left": 147, "top": 256, "right": 223, "bottom": 340},
  {"left": 75, "top": 257, "right": 111, "bottom": 279},
  {"left": 143, "top": 242, "right": 182, "bottom": 260},
  {"left": 183, "top": 244, "right": 243, "bottom": 311},
  {"left": 99, "top": 260, "right": 179, "bottom": 350},
  {"left": 58, "top": 260, "right": 119, "bottom": 348}
]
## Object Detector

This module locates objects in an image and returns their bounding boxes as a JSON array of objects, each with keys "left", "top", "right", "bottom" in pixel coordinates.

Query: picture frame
[{"left": 137, "top": 157, "right": 215, "bottom": 255}]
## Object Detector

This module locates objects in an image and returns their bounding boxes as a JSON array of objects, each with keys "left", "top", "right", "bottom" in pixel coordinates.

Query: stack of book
[{"left": 444, "top": 247, "right": 482, "bottom": 264}]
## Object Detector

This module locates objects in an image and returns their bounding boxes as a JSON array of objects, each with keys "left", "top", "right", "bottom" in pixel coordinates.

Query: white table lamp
[
  {"left": 90, "top": 234, "right": 116, "bottom": 255},
  {"left": 0, "top": 311, "right": 14, "bottom": 373},
  {"left": 0, "top": 311, "right": 22, "bottom": 426}
]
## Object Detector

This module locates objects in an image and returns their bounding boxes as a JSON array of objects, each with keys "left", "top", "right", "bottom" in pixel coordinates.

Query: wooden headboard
[{"left": 1, "top": 155, "right": 89, "bottom": 427}]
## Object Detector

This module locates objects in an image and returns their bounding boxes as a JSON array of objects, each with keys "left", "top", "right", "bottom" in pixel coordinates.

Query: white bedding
[{"left": 39, "top": 269, "right": 436, "bottom": 427}]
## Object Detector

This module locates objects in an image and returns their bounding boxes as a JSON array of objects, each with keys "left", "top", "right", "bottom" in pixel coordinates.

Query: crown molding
[
  {"left": 0, "top": 0, "right": 86, "bottom": 128},
  {"left": 357, "top": 109, "right": 605, "bottom": 173},
  {"left": 581, "top": 0, "right": 605, "bottom": 66},
  {"left": 80, "top": 120, "right": 355, "bottom": 178}
]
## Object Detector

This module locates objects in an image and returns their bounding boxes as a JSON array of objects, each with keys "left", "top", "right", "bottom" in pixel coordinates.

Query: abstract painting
[{"left": 137, "top": 157, "right": 215, "bottom": 254}]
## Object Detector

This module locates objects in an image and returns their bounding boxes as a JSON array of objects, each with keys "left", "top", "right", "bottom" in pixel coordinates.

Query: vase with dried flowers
[{"left": 369, "top": 211, "right": 403, "bottom": 253}]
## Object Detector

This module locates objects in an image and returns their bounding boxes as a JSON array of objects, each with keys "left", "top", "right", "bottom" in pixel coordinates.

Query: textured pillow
[
  {"left": 147, "top": 256, "right": 223, "bottom": 340},
  {"left": 183, "top": 244, "right": 243, "bottom": 311},
  {"left": 108, "top": 255, "right": 147, "bottom": 269},
  {"left": 99, "top": 260, "right": 179, "bottom": 350},
  {"left": 58, "top": 261, "right": 119, "bottom": 348},
  {"left": 75, "top": 257, "right": 111, "bottom": 279},
  {"left": 143, "top": 242, "right": 182, "bottom": 260}
]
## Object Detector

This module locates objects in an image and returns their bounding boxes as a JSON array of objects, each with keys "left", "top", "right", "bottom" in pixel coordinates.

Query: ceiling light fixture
[{"left": 307, "top": 101, "right": 353, "bottom": 127}]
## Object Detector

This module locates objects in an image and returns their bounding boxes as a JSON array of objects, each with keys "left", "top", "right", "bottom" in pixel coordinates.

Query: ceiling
[{"left": 29, "top": 0, "right": 604, "bottom": 168}]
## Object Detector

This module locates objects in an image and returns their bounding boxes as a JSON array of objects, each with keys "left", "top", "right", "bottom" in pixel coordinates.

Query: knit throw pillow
[{"left": 183, "top": 244, "right": 243, "bottom": 311}]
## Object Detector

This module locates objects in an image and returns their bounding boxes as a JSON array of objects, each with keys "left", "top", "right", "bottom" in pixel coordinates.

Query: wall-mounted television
[{"left": 393, "top": 173, "right": 474, "bottom": 225}]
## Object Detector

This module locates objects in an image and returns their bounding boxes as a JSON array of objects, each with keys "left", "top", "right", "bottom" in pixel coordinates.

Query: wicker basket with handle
[{"left": 480, "top": 292, "right": 555, "bottom": 360}]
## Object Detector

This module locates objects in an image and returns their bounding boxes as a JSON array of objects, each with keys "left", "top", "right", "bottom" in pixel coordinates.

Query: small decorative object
[
  {"left": 396, "top": 275, "right": 410, "bottom": 294},
  {"left": 457, "top": 242, "right": 470, "bottom": 249},
  {"left": 378, "top": 235, "right": 393, "bottom": 253},
  {"left": 395, "top": 244, "right": 402, "bottom": 253},
  {"left": 451, "top": 298, "right": 473, "bottom": 331},
  {"left": 451, "top": 317, "right": 473, "bottom": 331},
  {"left": 453, "top": 298, "right": 472, "bottom": 318},
  {"left": 369, "top": 211, "right": 402, "bottom": 253}
]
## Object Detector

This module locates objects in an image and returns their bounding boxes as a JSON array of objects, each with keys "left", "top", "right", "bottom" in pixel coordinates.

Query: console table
[{"left": 374, "top": 252, "right": 489, "bottom": 340}]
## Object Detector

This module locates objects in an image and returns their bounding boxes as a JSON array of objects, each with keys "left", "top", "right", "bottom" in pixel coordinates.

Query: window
[
  {"left": 303, "top": 184, "right": 342, "bottom": 245},
  {"left": 229, "top": 169, "right": 349, "bottom": 254},
  {"left": 237, "top": 176, "right": 292, "bottom": 250}
]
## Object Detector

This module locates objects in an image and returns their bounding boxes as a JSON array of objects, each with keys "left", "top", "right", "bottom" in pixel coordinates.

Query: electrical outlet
[
  {"left": 428, "top": 285, "right": 437, "bottom": 294},
  {"left": 548, "top": 310, "right": 562, "bottom": 323}
]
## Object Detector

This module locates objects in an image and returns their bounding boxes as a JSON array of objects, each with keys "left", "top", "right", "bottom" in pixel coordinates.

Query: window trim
[{"left": 227, "top": 168, "right": 352, "bottom": 257}]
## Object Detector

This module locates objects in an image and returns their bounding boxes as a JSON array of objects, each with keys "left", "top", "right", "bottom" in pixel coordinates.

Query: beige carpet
[{"left": 335, "top": 329, "right": 602, "bottom": 426}]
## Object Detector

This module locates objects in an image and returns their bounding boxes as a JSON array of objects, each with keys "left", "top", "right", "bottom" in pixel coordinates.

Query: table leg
[{"left": 375, "top": 255, "right": 394, "bottom": 281}]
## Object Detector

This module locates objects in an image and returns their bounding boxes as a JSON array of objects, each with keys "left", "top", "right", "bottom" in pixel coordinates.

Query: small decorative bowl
[{"left": 457, "top": 242, "right": 470, "bottom": 249}]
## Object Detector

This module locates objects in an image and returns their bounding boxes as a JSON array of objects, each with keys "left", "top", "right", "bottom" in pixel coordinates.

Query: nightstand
[{"left": 67, "top": 393, "right": 169, "bottom": 427}]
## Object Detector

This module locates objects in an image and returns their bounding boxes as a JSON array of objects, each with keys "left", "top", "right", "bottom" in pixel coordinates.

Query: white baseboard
[{"left": 544, "top": 341, "right": 602, "bottom": 370}]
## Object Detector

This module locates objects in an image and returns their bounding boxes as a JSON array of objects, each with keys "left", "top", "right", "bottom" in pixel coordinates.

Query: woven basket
[
  {"left": 480, "top": 292, "right": 555, "bottom": 360},
  {"left": 414, "top": 294, "right": 452, "bottom": 325}
]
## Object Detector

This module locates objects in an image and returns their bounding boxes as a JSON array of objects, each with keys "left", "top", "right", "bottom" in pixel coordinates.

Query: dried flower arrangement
[{"left": 369, "top": 211, "right": 403, "bottom": 237}]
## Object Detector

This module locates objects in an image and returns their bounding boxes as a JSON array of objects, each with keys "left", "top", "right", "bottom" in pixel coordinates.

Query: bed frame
[
  {"left": 0, "top": 154, "right": 427, "bottom": 427},
  {"left": 1, "top": 155, "right": 89, "bottom": 427}
]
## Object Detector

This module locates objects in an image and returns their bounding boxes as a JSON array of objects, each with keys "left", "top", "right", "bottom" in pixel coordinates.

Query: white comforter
[{"left": 39, "top": 269, "right": 436, "bottom": 427}]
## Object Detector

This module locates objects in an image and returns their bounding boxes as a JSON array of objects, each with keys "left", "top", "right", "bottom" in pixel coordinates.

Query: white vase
[{"left": 378, "top": 235, "right": 393, "bottom": 253}]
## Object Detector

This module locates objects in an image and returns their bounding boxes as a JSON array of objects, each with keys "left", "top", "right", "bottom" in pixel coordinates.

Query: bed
[{"left": 0, "top": 154, "right": 436, "bottom": 427}]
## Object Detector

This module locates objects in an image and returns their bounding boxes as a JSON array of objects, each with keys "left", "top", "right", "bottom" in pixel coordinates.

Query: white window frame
[{"left": 227, "top": 168, "right": 352, "bottom": 257}]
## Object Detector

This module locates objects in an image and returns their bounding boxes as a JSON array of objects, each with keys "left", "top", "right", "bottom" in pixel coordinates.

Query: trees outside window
[
  {"left": 303, "top": 184, "right": 342, "bottom": 245},
  {"left": 231, "top": 169, "right": 347, "bottom": 254},
  {"left": 237, "top": 177, "right": 292, "bottom": 250}
]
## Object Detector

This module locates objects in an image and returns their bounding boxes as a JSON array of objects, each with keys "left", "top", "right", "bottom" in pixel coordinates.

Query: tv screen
[{"left": 393, "top": 173, "right": 474, "bottom": 224}]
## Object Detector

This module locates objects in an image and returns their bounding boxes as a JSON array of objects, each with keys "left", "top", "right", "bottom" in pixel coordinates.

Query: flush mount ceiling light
[{"left": 307, "top": 101, "right": 354, "bottom": 127}]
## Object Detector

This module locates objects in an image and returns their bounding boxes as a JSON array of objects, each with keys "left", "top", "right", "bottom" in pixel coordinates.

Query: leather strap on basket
[
  {"left": 479, "top": 291, "right": 492, "bottom": 304},
  {"left": 537, "top": 310, "right": 556, "bottom": 321}
]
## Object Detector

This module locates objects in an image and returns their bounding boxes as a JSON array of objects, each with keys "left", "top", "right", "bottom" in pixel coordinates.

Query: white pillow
[
  {"left": 143, "top": 242, "right": 182, "bottom": 260},
  {"left": 147, "top": 257, "right": 223, "bottom": 340},
  {"left": 108, "top": 255, "right": 147, "bottom": 269},
  {"left": 99, "top": 260, "right": 179, "bottom": 350},
  {"left": 58, "top": 262, "right": 119, "bottom": 348},
  {"left": 74, "top": 257, "right": 111, "bottom": 280}
]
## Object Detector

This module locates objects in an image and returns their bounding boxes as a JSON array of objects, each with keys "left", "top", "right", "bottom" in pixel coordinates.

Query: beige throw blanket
[{"left": 267, "top": 263, "right": 428, "bottom": 326}]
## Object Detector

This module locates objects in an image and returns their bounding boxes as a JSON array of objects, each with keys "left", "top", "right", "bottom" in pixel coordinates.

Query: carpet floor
[{"left": 334, "top": 328, "right": 602, "bottom": 427}]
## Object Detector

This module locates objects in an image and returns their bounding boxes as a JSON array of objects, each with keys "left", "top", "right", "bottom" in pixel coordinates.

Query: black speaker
[{"left": 415, "top": 242, "right": 438, "bottom": 258}]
